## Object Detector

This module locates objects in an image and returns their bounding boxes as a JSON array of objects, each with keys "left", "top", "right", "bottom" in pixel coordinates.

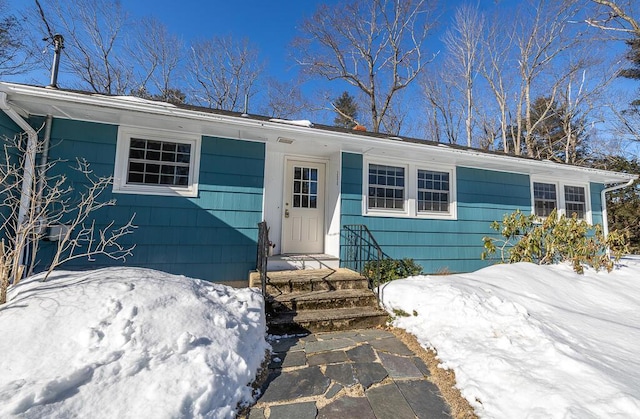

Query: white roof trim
[{"left": 0, "top": 82, "right": 636, "bottom": 184}]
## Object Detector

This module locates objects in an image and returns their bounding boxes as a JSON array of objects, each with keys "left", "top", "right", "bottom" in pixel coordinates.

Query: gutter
[
  {"left": 601, "top": 178, "right": 636, "bottom": 239},
  {"left": 0, "top": 91, "right": 38, "bottom": 280}
]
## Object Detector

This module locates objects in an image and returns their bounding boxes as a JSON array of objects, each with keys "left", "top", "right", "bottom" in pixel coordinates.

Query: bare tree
[
  {"left": 480, "top": 9, "right": 516, "bottom": 153},
  {"left": 187, "top": 36, "right": 263, "bottom": 111},
  {"left": 443, "top": 3, "right": 484, "bottom": 147},
  {"left": 586, "top": 0, "right": 640, "bottom": 35},
  {"left": 0, "top": 133, "right": 136, "bottom": 304},
  {"left": 294, "top": 0, "right": 438, "bottom": 133},
  {"left": 129, "top": 17, "right": 184, "bottom": 102},
  {"left": 422, "top": 66, "right": 461, "bottom": 144},
  {"left": 0, "top": 0, "right": 33, "bottom": 76},
  {"left": 28, "top": 0, "right": 132, "bottom": 94},
  {"left": 509, "top": 0, "right": 585, "bottom": 157},
  {"left": 261, "top": 78, "right": 314, "bottom": 119}
]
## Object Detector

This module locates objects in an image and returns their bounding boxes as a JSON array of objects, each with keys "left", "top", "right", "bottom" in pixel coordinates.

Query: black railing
[
  {"left": 341, "top": 224, "right": 387, "bottom": 302},
  {"left": 256, "top": 221, "right": 270, "bottom": 296}
]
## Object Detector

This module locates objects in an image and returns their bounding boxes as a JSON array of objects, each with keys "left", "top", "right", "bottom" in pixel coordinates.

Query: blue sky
[
  {"left": 125, "top": 0, "right": 335, "bottom": 79},
  {"left": 6, "top": 0, "right": 640, "bottom": 155}
]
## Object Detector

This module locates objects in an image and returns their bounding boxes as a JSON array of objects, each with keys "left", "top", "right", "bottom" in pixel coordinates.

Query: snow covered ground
[
  {"left": 0, "top": 268, "right": 268, "bottom": 419},
  {"left": 381, "top": 257, "right": 640, "bottom": 419}
]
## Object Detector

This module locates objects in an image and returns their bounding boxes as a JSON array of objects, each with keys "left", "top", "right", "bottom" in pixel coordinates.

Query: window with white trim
[
  {"left": 564, "top": 185, "right": 586, "bottom": 219},
  {"left": 113, "top": 127, "right": 201, "bottom": 197},
  {"left": 364, "top": 159, "right": 456, "bottom": 219},
  {"left": 417, "top": 169, "right": 450, "bottom": 213},
  {"left": 368, "top": 164, "right": 405, "bottom": 210},
  {"left": 533, "top": 182, "right": 557, "bottom": 217},
  {"left": 127, "top": 138, "right": 191, "bottom": 186},
  {"left": 531, "top": 179, "right": 590, "bottom": 222}
]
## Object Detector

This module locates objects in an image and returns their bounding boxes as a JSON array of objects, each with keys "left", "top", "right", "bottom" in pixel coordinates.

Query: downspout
[
  {"left": 0, "top": 91, "right": 38, "bottom": 281},
  {"left": 600, "top": 178, "right": 636, "bottom": 240},
  {"left": 28, "top": 114, "right": 53, "bottom": 275}
]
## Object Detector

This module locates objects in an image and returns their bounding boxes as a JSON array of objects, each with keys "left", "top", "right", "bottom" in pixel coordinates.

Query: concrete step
[
  {"left": 267, "top": 306, "right": 388, "bottom": 334},
  {"left": 264, "top": 268, "right": 369, "bottom": 295},
  {"left": 271, "top": 288, "right": 378, "bottom": 312},
  {"left": 267, "top": 254, "right": 340, "bottom": 271}
]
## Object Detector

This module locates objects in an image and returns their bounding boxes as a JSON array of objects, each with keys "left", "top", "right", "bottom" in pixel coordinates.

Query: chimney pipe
[
  {"left": 47, "top": 34, "right": 64, "bottom": 89},
  {"left": 241, "top": 93, "right": 249, "bottom": 117}
]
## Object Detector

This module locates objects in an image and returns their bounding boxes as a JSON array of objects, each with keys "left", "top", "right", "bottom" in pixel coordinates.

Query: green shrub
[
  {"left": 363, "top": 258, "right": 423, "bottom": 283},
  {"left": 481, "top": 209, "right": 628, "bottom": 274}
]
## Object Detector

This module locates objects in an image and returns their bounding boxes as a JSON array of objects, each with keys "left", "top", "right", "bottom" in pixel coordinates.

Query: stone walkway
[{"left": 247, "top": 329, "right": 452, "bottom": 419}]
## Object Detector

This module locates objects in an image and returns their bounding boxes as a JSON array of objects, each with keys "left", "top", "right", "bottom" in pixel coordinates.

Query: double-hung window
[
  {"left": 114, "top": 127, "right": 201, "bottom": 197},
  {"left": 368, "top": 164, "right": 405, "bottom": 210},
  {"left": 532, "top": 179, "right": 589, "bottom": 221},
  {"left": 564, "top": 185, "right": 586, "bottom": 219},
  {"left": 417, "top": 170, "right": 450, "bottom": 213},
  {"left": 364, "top": 159, "right": 456, "bottom": 219},
  {"left": 533, "top": 182, "right": 557, "bottom": 217}
]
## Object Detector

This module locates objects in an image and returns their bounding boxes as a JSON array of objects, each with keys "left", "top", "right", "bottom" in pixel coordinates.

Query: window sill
[
  {"left": 113, "top": 183, "right": 198, "bottom": 197},
  {"left": 364, "top": 209, "right": 456, "bottom": 220}
]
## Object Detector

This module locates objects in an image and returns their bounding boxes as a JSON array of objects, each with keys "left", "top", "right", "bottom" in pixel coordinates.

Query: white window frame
[
  {"left": 363, "top": 158, "right": 457, "bottom": 220},
  {"left": 113, "top": 126, "right": 201, "bottom": 197},
  {"left": 366, "top": 162, "right": 408, "bottom": 213},
  {"left": 530, "top": 177, "right": 591, "bottom": 223}
]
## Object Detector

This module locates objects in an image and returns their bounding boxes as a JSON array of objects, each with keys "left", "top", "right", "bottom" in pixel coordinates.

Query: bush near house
[
  {"left": 481, "top": 209, "right": 628, "bottom": 274},
  {"left": 364, "top": 258, "right": 423, "bottom": 283}
]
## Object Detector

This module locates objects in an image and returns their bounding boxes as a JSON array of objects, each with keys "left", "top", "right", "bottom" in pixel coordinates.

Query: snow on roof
[
  {"left": 268, "top": 118, "right": 314, "bottom": 128},
  {"left": 109, "top": 95, "right": 177, "bottom": 108}
]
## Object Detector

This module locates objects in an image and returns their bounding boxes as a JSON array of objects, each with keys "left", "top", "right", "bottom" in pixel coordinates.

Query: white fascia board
[{"left": 2, "top": 82, "right": 636, "bottom": 185}]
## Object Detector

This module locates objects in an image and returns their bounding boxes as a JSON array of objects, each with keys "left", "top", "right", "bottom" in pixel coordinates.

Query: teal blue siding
[
  {"left": 341, "top": 152, "right": 531, "bottom": 274},
  {"left": 590, "top": 182, "right": 604, "bottom": 226},
  {"left": 35, "top": 118, "right": 264, "bottom": 282}
]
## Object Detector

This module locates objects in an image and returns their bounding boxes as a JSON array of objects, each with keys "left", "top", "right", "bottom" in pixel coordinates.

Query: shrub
[
  {"left": 364, "top": 258, "right": 423, "bottom": 283},
  {"left": 481, "top": 209, "right": 628, "bottom": 274}
]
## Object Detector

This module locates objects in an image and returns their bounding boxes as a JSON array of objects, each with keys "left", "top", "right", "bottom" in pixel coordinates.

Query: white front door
[{"left": 282, "top": 159, "right": 325, "bottom": 254}]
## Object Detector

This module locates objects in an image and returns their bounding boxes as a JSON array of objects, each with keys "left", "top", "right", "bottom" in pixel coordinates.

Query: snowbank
[
  {"left": 0, "top": 268, "right": 268, "bottom": 419},
  {"left": 381, "top": 258, "right": 640, "bottom": 418}
]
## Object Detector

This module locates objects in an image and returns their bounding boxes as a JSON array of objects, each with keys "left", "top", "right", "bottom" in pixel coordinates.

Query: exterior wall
[
  {"left": 340, "top": 152, "right": 531, "bottom": 274},
  {"left": 590, "top": 182, "right": 605, "bottom": 226},
  {"left": 36, "top": 117, "right": 265, "bottom": 282}
]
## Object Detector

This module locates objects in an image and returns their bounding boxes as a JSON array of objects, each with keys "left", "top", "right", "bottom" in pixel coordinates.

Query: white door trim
[{"left": 281, "top": 156, "right": 328, "bottom": 254}]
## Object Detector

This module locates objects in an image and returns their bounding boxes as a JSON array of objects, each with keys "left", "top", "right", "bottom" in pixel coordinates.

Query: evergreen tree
[
  {"left": 504, "top": 96, "right": 588, "bottom": 163},
  {"left": 333, "top": 91, "right": 358, "bottom": 129},
  {"left": 620, "top": 37, "right": 640, "bottom": 107},
  {"left": 591, "top": 156, "right": 640, "bottom": 253}
]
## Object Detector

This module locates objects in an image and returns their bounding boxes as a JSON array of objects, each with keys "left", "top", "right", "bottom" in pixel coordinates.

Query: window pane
[
  {"left": 125, "top": 137, "right": 192, "bottom": 188},
  {"left": 418, "top": 169, "right": 450, "bottom": 213},
  {"left": 533, "top": 182, "right": 557, "bottom": 217},
  {"left": 564, "top": 185, "right": 586, "bottom": 219},
  {"left": 368, "top": 164, "right": 405, "bottom": 210}
]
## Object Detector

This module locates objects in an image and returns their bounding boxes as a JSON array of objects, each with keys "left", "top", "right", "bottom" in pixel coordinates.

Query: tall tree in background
[
  {"left": 129, "top": 17, "right": 185, "bottom": 103},
  {"left": 586, "top": 1, "right": 640, "bottom": 142},
  {"left": 261, "top": 78, "right": 312, "bottom": 119},
  {"left": 592, "top": 156, "right": 640, "bottom": 252},
  {"left": 187, "top": 36, "right": 263, "bottom": 111},
  {"left": 333, "top": 91, "right": 358, "bottom": 129},
  {"left": 29, "top": 0, "right": 132, "bottom": 94},
  {"left": 0, "top": 0, "right": 31, "bottom": 76},
  {"left": 294, "top": 0, "right": 437, "bottom": 133},
  {"left": 442, "top": 3, "right": 484, "bottom": 147}
]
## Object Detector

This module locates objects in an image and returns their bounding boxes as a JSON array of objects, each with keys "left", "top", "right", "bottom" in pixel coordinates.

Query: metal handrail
[
  {"left": 256, "top": 221, "right": 270, "bottom": 296},
  {"left": 341, "top": 224, "right": 387, "bottom": 302}
]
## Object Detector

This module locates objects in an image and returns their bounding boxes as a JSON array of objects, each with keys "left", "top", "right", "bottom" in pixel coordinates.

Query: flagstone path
[{"left": 247, "top": 329, "right": 452, "bottom": 419}]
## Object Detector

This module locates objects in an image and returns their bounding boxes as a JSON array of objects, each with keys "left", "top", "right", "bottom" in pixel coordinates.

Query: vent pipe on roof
[
  {"left": 47, "top": 34, "right": 64, "bottom": 89},
  {"left": 241, "top": 93, "right": 249, "bottom": 117}
]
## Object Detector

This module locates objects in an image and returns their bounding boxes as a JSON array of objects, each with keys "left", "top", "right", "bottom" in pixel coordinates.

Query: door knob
[{"left": 284, "top": 209, "right": 290, "bottom": 218}]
